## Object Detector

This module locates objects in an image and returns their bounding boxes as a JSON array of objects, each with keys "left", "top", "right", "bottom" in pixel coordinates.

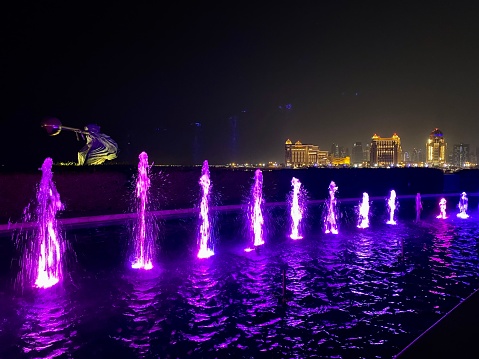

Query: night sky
[{"left": 3, "top": 1, "right": 479, "bottom": 167}]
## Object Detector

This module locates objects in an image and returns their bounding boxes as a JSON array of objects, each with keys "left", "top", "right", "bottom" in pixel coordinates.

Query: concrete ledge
[{"left": 393, "top": 287, "right": 479, "bottom": 358}]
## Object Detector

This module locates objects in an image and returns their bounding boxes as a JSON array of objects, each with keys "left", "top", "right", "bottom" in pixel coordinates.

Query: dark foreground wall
[{"left": 1, "top": 166, "right": 477, "bottom": 224}]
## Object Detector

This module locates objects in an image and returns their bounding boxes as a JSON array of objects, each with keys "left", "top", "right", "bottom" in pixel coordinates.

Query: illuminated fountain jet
[
  {"left": 245, "top": 169, "right": 265, "bottom": 252},
  {"left": 436, "top": 198, "right": 448, "bottom": 219},
  {"left": 415, "top": 193, "right": 423, "bottom": 222},
  {"left": 325, "top": 181, "right": 339, "bottom": 234},
  {"left": 289, "top": 177, "right": 304, "bottom": 240},
  {"left": 457, "top": 192, "right": 469, "bottom": 219},
  {"left": 357, "top": 192, "right": 370, "bottom": 229},
  {"left": 17, "top": 158, "right": 65, "bottom": 289},
  {"left": 131, "top": 152, "right": 154, "bottom": 270},
  {"left": 197, "top": 160, "right": 214, "bottom": 259},
  {"left": 386, "top": 190, "right": 398, "bottom": 225}
]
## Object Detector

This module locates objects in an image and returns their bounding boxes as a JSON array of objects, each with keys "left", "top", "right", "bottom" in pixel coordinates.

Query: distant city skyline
[{"left": 3, "top": 3, "right": 479, "bottom": 167}]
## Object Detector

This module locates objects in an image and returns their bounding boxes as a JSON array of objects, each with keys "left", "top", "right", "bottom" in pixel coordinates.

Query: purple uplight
[
  {"left": 386, "top": 190, "right": 397, "bottom": 225},
  {"left": 197, "top": 160, "right": 214, "bottom": 259},
  {"left": 457, "top": 192, "right": 469, "bottom": 219},
  {"left": 131, "top": 152, "right": 154, "bottom": 270},
  {"left": 289, "top": 177, "right": 304, "bottom": 240},
  {"left": 33, "top": 158, "right": 64, "bottom": 289},
  {"left": 245, "top": 169, "right": 264, "bottom": 251},
  {"left": 324, "top": 181, "right": 338, "bottom": 234},
  {"left": 357, "top": 192, "right": 370, "bottom": 229},
  {"left": 437, "top": 198, "right": 448, "bottom": 219}
]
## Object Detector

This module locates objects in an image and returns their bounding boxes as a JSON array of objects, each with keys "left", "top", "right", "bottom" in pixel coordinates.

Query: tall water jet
[
  {"left": 324, "top": 181, "right": 339, "bottom": 234},
  {"left": 131, "top": 152, "right": 154, "bottom": 270},
  {"left": 437, "top": 198, "right": 447, "bottom": 219},
  {"left": 386, "top": 190, "right": 397, "bottom": 225},
  {"left": 289, "top": 177, "right": 304, "bottom": 240},
  {"left": 17, "top": 158, "right": 65, "bottom": 289},
  {"left": 197, "top": 160, "right": 214, "bottom": 259},
  {"left": 357, "top": 192, "right": 370, "bottom": 229},
  {"left": 245, "top": 169, "right": 265, "bottom": 252},
  {"left": 415, "top": 193, "right": 423, "bottom": 222},
  {"left": 457, "top": 192, "right": 469, "bottom": 219}
]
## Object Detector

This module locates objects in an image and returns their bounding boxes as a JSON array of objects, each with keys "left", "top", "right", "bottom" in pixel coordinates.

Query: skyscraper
[
  {"left": 351, "top": 142, "right": 363, "bottom": 165},
  {"left": 452, "top": 143, "right": 470, "bottom": 167},
  {"left": 426, "top": 128, "right": 447, "bottom": 167}
]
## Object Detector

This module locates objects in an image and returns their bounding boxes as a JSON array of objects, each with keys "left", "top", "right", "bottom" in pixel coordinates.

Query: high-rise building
[
  {"left": 285, "top": 139, "right": 329, "bottom": 167},
  {"left": 351, "top": 142, "right": 363, "bottom": 165},
  {"left": 452, "top": 143, "right": 470, "bottom": 167},
  {"left": 411, "top": 147, "right": 424, "bottom": 164},
  {"left": 426, "top": 128, "right": 447, "bottom": 167},
  {"left": 369, "top": 133, "right": 402, "bottom": 167},
  {"left": 363, "top": 143, "right": 370, "bottom": 164},
  {"left": 330, "top": 143, "right": 340, "bottom": 158}
]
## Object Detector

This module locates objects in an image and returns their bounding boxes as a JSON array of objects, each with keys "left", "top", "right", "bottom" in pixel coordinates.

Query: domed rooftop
[{"left": 430, "top": 128, "right": 443, "bottom": 137}]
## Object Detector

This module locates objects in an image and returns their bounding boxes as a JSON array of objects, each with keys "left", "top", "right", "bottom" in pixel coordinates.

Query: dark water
[{"left": 1, "top": 201, "right": 479, "bottom": 359}]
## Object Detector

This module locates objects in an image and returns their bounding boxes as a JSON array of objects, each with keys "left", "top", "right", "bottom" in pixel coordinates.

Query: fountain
[
  {"left": 357, "top": 192, "right": 370, "bottom": 229},
  {"left": 415, "top": 192, "right": 423, "bottom": 222},
  {"left": 197, "top": 160, "right": 214, "bottom": 258},
  {"left": 131, "top": 152, "right": 155, "bottom": 270},
  {"left": 436, "top": 198, "right": 447, "bottom": 219},
  {"left": 457, "top": 192, "right": 469, "bottom": 219},
  {"left": 245, "top": 169, "right": 265, "bottom": 252},
  {"left": 386, "top": 189, "right": 398, "bottom": 225},
  {"left": 289, "top": 177, "right": 304, "bottom": 240},
  {"left": 2, "top": 166, "right": 479, "bottom": 359},
  {"left": 324, "top": 181, "right": 339, "bottom": 234},
  {"left": 16, "top": 158, "right": 65, "bottom": 290}
]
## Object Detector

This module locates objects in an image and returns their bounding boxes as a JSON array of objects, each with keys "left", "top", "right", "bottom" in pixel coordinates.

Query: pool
[{"left": 1, "top": 198, "right": 479, "bottom": 358}]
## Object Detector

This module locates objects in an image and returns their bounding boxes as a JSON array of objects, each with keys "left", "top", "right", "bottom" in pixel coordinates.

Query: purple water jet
[
  {"left": 324, "top": 181, "right": 339, "bottom": 234},
  {"left": 17, "top": 158, "right": 65, "bottom": 289},
  {"left": 197, "top": 160, "right": 214, "bottom": 259},
  {"left": 357, "top": 192, "right": 370, "bottom": 229},
  {"left": 386, "top": 190, "right": 397, "bottom": 225},
  {"left": 437, "top": 198, "right": 447, "bottom": 219},
  {"left": 289, "top": 177, "right": 304, "bottom": 240},
  {"left": 457, "top": 192, "right": 469, "bottom": 219},
  {"left": 245, "top": 169, "right": 264, "bottom": 252},
  {"left": 415, "top": 193, "right": 423, "bottom": 222},
  {"left": 131, "top": 152, "right": 154, "bottom": 270}
]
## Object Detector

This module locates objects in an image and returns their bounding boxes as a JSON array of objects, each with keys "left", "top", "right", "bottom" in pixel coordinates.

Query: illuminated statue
[{"left": 41, "top": 118, "right": 118, "bottom": 165}]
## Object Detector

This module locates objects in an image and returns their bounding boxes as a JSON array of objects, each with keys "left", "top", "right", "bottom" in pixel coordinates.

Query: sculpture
[{"left": 41, "top": 117, "right": 119, "bottom": 165}]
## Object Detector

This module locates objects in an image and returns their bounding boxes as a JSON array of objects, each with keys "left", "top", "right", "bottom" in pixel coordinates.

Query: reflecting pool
[{"left": 1, "top": 202, "right": 479, "bottom": 358}]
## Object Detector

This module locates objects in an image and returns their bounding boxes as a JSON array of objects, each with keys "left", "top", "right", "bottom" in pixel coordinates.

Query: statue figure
[{"left": 41, "top": 117, "right": 119, "bottom": 165}]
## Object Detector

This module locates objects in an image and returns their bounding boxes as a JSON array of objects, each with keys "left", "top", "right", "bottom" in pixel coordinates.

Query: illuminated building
[
  {"left": 285, "top": 139, "right": 329, "bottom": 167},
  {"left": 369, "top": 133, "right": 402, "bottom": 167},
  {"left": 363, "top": 143, "right": 370, "bottom": 164},
  {"left": 426, "top": 128, "right": 446, "bottom": 167},
  {"left": 452, "top": 143, "right": 470, "bottom": 167},
  {"left": 351, "top": 142, "right": 363, "bottom": 165},
  {"left": 331, "top": 156, "right": 351, "bottom": 166}
]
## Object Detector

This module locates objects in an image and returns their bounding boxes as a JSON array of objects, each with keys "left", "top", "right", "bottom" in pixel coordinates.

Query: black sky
[{"left": 2, "top": 1, "right": 479, "bottom": 167}]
